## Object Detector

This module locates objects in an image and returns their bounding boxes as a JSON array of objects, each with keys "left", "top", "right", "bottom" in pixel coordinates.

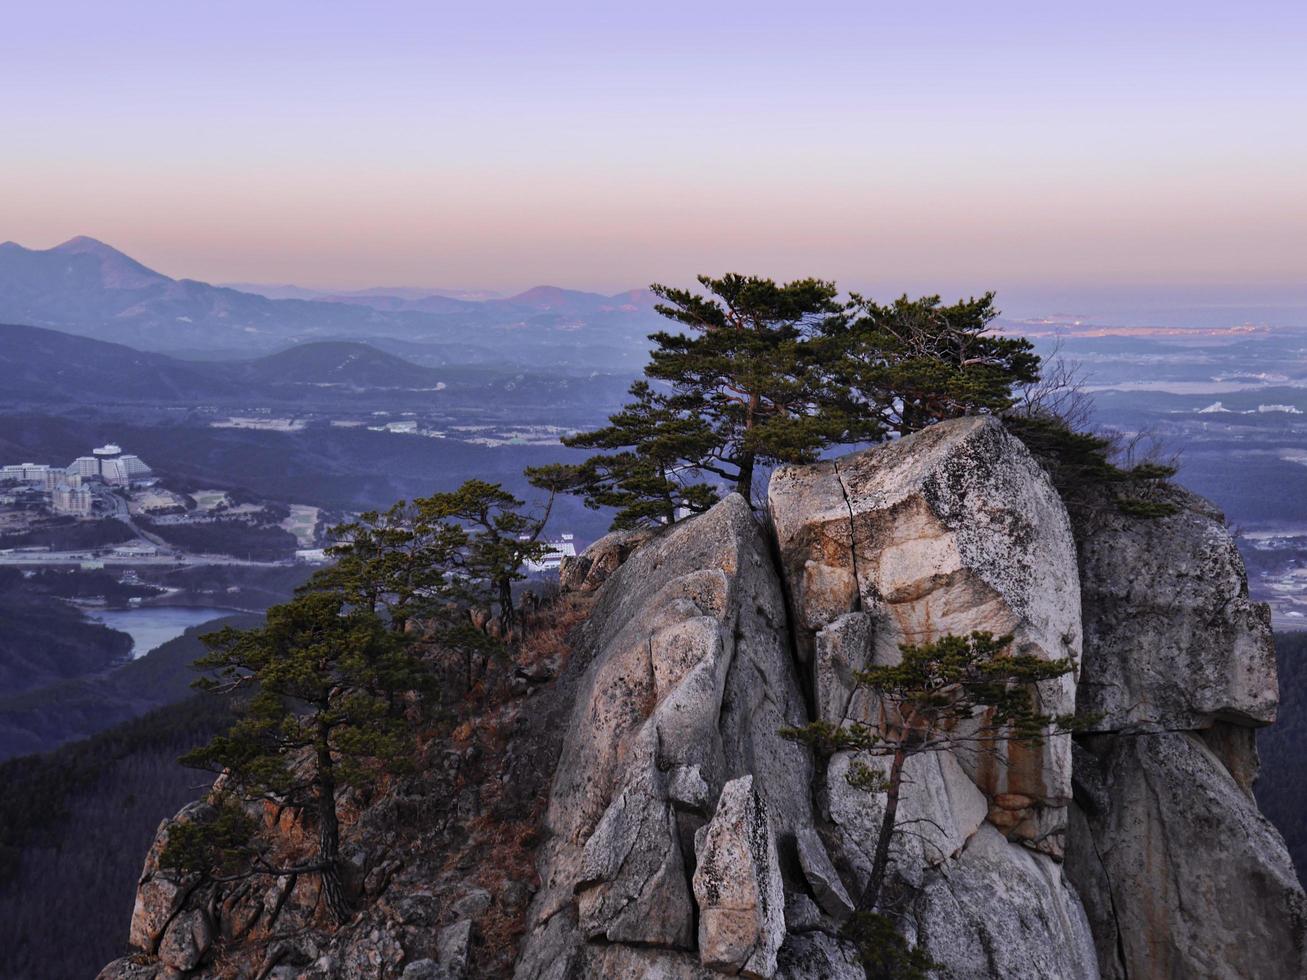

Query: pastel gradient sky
[{"left": 2, "top": 0, "right": 1304, "bottom": 298}]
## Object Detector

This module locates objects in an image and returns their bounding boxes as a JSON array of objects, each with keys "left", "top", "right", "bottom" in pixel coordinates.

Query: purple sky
[{"left": 2, "top": 1, "right": 1304, "bottom": 297}]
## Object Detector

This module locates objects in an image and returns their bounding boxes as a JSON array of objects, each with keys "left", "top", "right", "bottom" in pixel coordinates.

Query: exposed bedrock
[
  {"left": 1065, "top": 487, "right": 1306, "bottom": 980},
  {"left": 105, "top": 416, "right": 1307, "bottom": 979},
  {"left": 768, "top": 415, "right": 1097, "bottom": 976},
  {"left": 1075, "top": 486, "right": 1277, "bottom": 734},
  {"left": 769, "top": 416, "right": 1083, "bottom": 852},
  {"left": 515, "top": 494, "right": 846, "bottom": 979}
]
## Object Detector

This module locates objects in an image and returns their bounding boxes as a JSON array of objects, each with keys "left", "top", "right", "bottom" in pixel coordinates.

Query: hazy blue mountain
[
  {"left": 0, "top": 322, "right": 241, "bottom": 403},
  {"left": 0, "top": 237, "right": 660, "bottom": 366},
  {"left": 0, "top": 323, "right": 636, "bottom": 419},
  {"left": 214, "top": 340, "right": 447, "bottom": 389}
]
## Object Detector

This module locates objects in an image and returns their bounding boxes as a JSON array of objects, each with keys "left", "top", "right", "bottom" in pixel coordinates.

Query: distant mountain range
[
  {"left": 0, "top": 322, "right": 634, "bottom": 413},
  {"left": 0, "top": 236, "right": 660, "bottom": 367}
]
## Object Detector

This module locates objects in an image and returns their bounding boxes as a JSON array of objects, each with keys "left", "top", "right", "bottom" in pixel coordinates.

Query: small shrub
[{"left": 844, "top": 910, "right": 938, "bottom": 980}]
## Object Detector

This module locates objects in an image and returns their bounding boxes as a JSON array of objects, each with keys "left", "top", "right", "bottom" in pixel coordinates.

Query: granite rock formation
[
  {"left": 1064, "top": 487, "right": 1305, "bottom": 980},
  {"left": 100, "top": 417, "right": 1305, "bottom": 979}
]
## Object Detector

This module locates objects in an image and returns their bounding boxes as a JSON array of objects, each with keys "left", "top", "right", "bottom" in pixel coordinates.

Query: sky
[{"left": 1, "top": 1, "right": 1304, "bottom": 305}]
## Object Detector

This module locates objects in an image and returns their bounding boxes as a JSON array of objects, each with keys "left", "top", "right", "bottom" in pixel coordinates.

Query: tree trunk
[
  {"left": 660, "top": 465, "right": 677, "bottom": 525},
  {"left": 858, "top": 747, "right": 906, "bottom": 914},
  {"left": 736, "top": 390, "right": 761, "bottom": 504},
  {"left": 497, "top": 576, "right": 515, "bottom": 640},
  {"left": 735, "top": 451, "right": 756, "bottom": 504},
  {"left": 315, "top": 731, "right": 350, "bottom": 924}
]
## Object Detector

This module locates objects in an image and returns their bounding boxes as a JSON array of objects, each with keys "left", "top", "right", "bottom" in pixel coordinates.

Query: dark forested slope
[
  {"left": 1258, "top": 631, "right": 1307, "bottom": 885},
  {"left": 0, "top": 696, "right": 231, "bottom": 980}
]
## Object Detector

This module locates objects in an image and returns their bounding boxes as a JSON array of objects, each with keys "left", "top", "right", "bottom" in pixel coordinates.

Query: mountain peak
[
  {"left": 48, "top": 236, "right": 170, "bottom": 289},
  {"left": 51, "top": 234, "right": 116, "bottom": 252}
]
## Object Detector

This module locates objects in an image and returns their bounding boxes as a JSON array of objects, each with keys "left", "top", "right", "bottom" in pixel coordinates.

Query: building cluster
[{"left": 0, "top": 444, "right": 153, "bottom": 517}]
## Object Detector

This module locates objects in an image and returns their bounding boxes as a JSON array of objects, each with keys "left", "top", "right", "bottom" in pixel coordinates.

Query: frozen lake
[{"left": 84, "top": 606, "right": 237, "bottom": 659}]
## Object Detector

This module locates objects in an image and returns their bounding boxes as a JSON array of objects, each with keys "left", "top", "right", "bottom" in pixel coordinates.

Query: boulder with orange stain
[{"left": 769, "top": 416, "right": 1082, "bottom": 853}]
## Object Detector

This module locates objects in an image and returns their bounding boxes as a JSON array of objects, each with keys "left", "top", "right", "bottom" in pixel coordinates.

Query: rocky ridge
[{"left": 100, "top": 417, "right": 1304, "bottom": 979}]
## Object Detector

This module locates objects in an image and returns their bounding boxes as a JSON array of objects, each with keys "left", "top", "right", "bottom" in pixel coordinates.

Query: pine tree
[
  {"left": 645, "top": 274, "right": 864, "bottom": 503},
  {"left": 821, "top": 292, "right": 1039, "bottom": 434},
  {"left": 307, "top": 500, "right": 468, "bottom": 634},
  {"left": 782, "top": 631, "right": 1078, "bottom": 977},
  {"left": 536, "top": 380, "right": 720, "bottom": 529},
  {"left": 418, "top": 480, "right": 550, "bottom": 638},
  {"left": 162, "top": 592, "right": 430, "bottom": 923}
]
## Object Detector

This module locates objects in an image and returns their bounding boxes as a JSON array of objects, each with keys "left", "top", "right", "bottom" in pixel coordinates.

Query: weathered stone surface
[
  {"left": 156, "top": 907, "right": 212, "bottom": 973},
  {"left": 912, "top": 824, "right": 1099, "bottom": 980},
  {"left": 401, "top": 959, "right": 443, "bottom": 980},
  {"left": 436, "top": 918, "right": 473, "bottom": 979},
  {"left": 1076, "top": 485, "right": 1277, "bottom": 732},
  {"left": 559, "top": 527, "right": 657, "bottom": 593},
  {"left": 692, "top": 776, "right": 785, "bottom": 977},
  {"left": 774, "top": 932, "right": 864, "bottom": 979},
  {"left": 98, "top": 418, "right": 1307, "bottom": 980},
  {"left": 668, "top": 764, "right": 711, "bottom": 813},
  {"left": 795, "top": 828, "right": 853, "bottom": 919},
  {"left": 579, "top": 944, "right": 717, "bottom": 979},
  {"left": 129, "top": 800, "right": 213, "bottom": 953},
  {"left": 1066, "top": 731, "right": 1307, "bottom": 980},
  {"left": 822, "top": 746, "right": 989, "bottom": 901},
  {"left": 575, "top": 754, "right": 694, "bottom": 948},
  {"left": 770, "top": 416, "right": 1082, "bottom": 847},
  {"left": 517, "top": 495, "right": 814, "bottom": 978},
  {"left": 95, "top": 957, "right": 162, "bottom": 980}
]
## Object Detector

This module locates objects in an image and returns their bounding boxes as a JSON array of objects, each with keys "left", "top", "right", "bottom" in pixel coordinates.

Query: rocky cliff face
[
  {"left": 101, "top": 417, "right": 1305, "bottom": 979},
  {"left": 1064, "top": 486, "right": 1305, "bottom": 980}
]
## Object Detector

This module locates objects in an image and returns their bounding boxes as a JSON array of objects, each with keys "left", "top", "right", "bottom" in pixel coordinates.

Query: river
[{"left": 83, "top": 606, "right": 241, "bottom": 659}]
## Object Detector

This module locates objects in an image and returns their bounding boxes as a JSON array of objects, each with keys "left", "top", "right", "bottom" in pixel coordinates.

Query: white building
[
  {"left": 524, "top": 533, "right": 577, "bottom": 573},
  {"left": 52, "top": 483, "right": 93, "bottom": 517},
  {"left": 3, "top": 463, "right": 52, "bottom": 485},
  {"left": 100, "top": 458, "right": 129, "bottom": 485},
  {"left": 70, "top": 456, "right": 101, "bottom": 480},
  {"left": 118, "top": 454, "right": 153, "bottom": 481}
]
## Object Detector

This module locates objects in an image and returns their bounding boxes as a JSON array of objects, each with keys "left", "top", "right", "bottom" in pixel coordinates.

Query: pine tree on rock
[
  {"left": 307, "top": 500, "right": 468, "bottom": 634},
  {"left": 821, "top": 292, "right": 1040, "bottom": 434},
  {"left": 646, "top": 274, "right": 865, "bottom": 504},
  {"left": 535, "top": 380, "right": 720, "bottom": 529},
  {"left": 418, "top": 480, "right": 551, "bottom": 638},
  {"left": 782, "top": 631, "right": 1078, "bottom": 979},
  {"left": 161, "top": 592, "right": 430, "bottom": 924}
]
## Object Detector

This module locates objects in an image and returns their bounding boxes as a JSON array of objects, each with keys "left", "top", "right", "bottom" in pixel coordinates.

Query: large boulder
[
  {"left": 1066, "top": 731, "right": 1306, "bottom": 980},
  {"left": 767, "top": 418, "right": 1097, "bottom": 978},
  {"left": 1075, "top": 486, "right": 1277, "bottom": 733},
  {"left": 129, "top": 800, "right": 214, "bottom": 955},
  {"left": 558, "top": 527, "right": 657, "bottom": 594},
  {"left": 692, "top": 776, "right": 785, "bottom": 977},
  {"left": 516, "top": 495, "right": 815, "bottom": 978},
  {"left": 769, "top": 416, "right": 1082, "bottom": 849}
]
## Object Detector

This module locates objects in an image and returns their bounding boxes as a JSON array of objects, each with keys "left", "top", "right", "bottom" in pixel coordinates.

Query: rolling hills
[{"left": 0, "top": 323, "right": 635, "bottom": 412}]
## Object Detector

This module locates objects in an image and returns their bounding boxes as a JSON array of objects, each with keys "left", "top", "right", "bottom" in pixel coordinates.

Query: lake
[{"left": 84, "top": 606, "right": 239, "bottom": 659}]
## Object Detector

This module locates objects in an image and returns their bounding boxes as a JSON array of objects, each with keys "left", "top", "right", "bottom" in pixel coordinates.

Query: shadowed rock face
[
  {"left": 515, "top": 494, "right": 834, "bottom": 979},
  {"left": 1067, "top": 733, "right": 1307, "bottom": 980},
  {"left": 1076, "top": 486, "right": 1277, "bottom": 733},
  {"left": 1065, "top": 486, "right": 1304, "bottom": 980}
]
